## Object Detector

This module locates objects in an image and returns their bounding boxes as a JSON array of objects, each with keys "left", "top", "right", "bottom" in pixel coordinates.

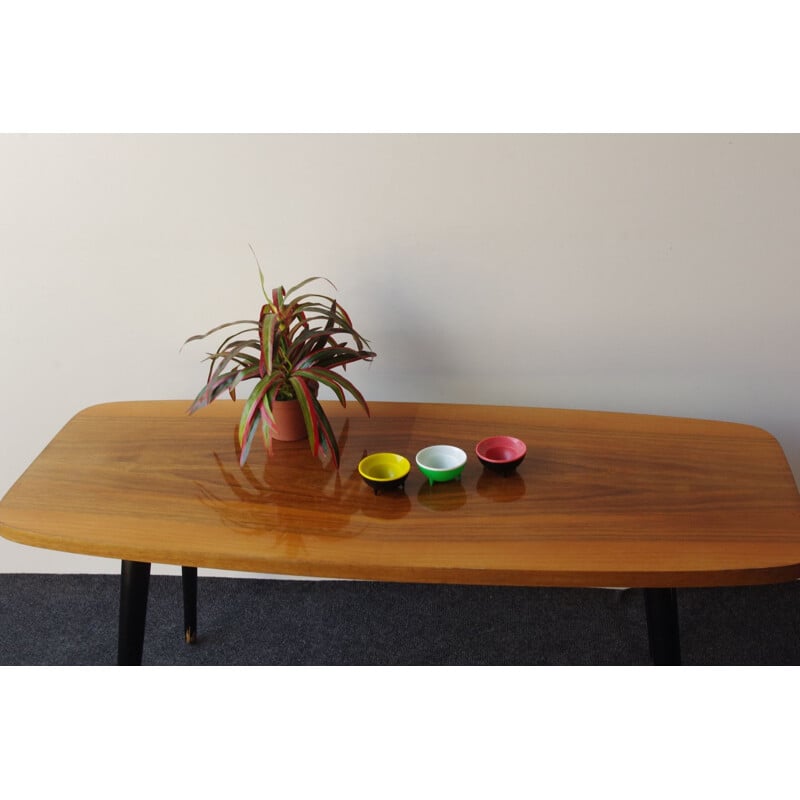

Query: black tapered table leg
[
  {"left": 182, "top": 566, "right": 198, "bottom": 644},
  {"left": 644, "top": 588, "right": 681, "bottom": 665},
  {"left": 118, "top": 560, "right": 151, "bottom": 665}
]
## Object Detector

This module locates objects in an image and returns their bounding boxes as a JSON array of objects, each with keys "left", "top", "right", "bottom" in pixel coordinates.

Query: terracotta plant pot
[{"left": 270, "top": 399, "right": 308, "bottom": 442}]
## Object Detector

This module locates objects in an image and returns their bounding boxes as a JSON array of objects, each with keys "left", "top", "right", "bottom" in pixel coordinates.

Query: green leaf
[
  {"left": 238, "top": 373, "right": 281, "bottom": 452},
  {"left": 285, "top": 276, "right": 334, "bottom": 298},
  {"left": 259, "top": 309, "right": 277, "bottom": 376},
  {"left": 206, "top": 339, "right": 261, "bottom": 386},
  {"left": 294, "top": 368, "right": 346, "bottom": 405},
  {"left": 289, "top": 376, "right": 320, "bottom": 457},
  {"left": 297, "top": 345, "right": 376, "bottom": 371},
  {"left": 259, "top": 405, "right": 273, "bottom": 452},
  {"left": 188, "top": 364, "right": 260, "bottom": 414},
  {"left": 310, "top": 392, "right": 341, "bottom": 467},
  {"left": 249, "top": 244, "right": 269, "bottom": 302},
  {"left": 238, "top": 408, "right": 261, "bottom": 466},
  {"left": 289, "top": 375, "right": 343, "bottom": 467},
  {"left": 299, "top": 367, "right": 370, "bottom": 414}
]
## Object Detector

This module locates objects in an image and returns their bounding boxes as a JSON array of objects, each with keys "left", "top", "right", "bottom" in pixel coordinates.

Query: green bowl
[
  {"left": 358, "top": 452, "right": 411, "bottom": 495},
  {"left": 415, "top": 445, "right": 467, "bottom": 486}
]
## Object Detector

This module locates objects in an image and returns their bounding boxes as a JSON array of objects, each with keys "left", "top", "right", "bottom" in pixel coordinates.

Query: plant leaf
[
  {"left": 249, "top": 244, "right": 270, "bottom": 302},
  {"left": 206, "top": 339, "right": 261, "bottom": 386},
  {"left": 259, "top": 306, "right": 277, "bottom": 377},
  {"left": 285, "top": 276, "right": 335, "bottom": 298},
  {"left": 289, "top": 376, "right": 320, "bottom": 457},
  {"left": 238, "top": 373, "right": 281, "bottom": 452},
  {"left": 296, "top": 345, "right": 376, "bottom": 371},
  {"left": 294, "top": 368, "right": 346, "bottom": 405},
  {"left": 310, "top": 392, "right": 340, "bottom": 467},
  {"left": 289, "top": 375, "right": 342, "bottom": 467},
  {"left": 188, "top": 364, "right": 260, "bottom": 414},
  {"left": 259, "top": 404, "right": 273, "bottom": 452},
  {"left": 238, "top": 408, "right": 261, "bottom": 466},
  {"left": 296, "top": 367, "right": 370, "bottom": 414},
  {"left": 181, "top": 320, "right": 258, "bottom": 350}
]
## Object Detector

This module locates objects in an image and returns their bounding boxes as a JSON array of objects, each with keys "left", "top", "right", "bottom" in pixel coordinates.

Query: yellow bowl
[{"left": 358, "top": 453, "right": 411, "bottom": 494}]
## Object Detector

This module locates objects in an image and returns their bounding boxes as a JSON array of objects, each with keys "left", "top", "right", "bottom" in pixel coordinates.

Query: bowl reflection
[
  {"left": 416, "top": 479, "right": 468, "bottom": 512},
  {"left": 475, "top": 471, "right": 527, "bottom": 502},
  {"left": 358, "top": 489, "right": 413, "bottom": 519}
]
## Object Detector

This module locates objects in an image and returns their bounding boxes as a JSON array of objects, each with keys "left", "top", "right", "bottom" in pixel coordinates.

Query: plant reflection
[
  {"left": 195, "top": 416, "right": 412, "bottom": 552},
  {"left": 358, "top": 487, "right": 412, "bottom": 519}
]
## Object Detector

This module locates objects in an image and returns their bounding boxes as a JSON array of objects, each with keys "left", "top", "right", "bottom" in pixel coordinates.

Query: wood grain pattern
[{"left": 1, "top": 400, "right": 799, "bottom": 588}]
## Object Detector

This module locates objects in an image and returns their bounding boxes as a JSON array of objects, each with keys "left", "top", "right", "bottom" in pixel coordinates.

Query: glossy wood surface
[{"left": 1, "top": 400, "right": 800, "bottom": 588}]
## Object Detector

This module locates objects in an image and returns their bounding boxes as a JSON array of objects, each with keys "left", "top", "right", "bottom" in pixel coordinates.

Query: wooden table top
[{"left": 1, "top": 400, "right": 800, "bottom": 588}]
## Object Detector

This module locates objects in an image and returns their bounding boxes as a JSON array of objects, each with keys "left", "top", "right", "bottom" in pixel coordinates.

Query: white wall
[{"left": 1, "top": 133, "right": 799, "bottom": 574}]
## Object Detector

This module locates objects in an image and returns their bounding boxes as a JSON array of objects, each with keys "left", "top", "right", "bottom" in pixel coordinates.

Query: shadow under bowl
[
  {"left": 415, "top": 445, "right": 467, "bottom": 486},
  {"left": 358, "top": 452, "right": 411, "bottom": 494},
  {"left": 475, "top": 436, "right": 527, "bottom": 475}
]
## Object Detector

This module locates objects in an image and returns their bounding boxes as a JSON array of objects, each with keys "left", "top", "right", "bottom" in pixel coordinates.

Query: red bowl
[{"left": 475, "top": 436, "right": 527, "bottom": 475}]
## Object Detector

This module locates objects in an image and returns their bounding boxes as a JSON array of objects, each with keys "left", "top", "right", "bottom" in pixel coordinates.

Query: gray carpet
[{"left": 1, "top": 574, "right": 798, "bottom": 665}]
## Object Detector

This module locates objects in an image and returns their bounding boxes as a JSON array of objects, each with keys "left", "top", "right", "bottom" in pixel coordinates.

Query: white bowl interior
[{"left": 416, "top": 445, "right": 467, "bottom": 471}]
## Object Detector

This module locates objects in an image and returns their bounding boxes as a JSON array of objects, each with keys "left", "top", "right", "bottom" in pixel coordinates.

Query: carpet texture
[{"left": 1, "top": 574, "right": 798, "bottom": 665}]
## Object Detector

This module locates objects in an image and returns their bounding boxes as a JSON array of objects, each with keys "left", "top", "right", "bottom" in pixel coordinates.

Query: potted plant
[{"left": 184, "top": 265, "right": 375, "bottom": 468}]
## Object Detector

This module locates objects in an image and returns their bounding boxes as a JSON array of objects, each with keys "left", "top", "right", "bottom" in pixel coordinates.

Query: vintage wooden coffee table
[{"left": 2, "top": 400, "right": 799, "bottom": 665}]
